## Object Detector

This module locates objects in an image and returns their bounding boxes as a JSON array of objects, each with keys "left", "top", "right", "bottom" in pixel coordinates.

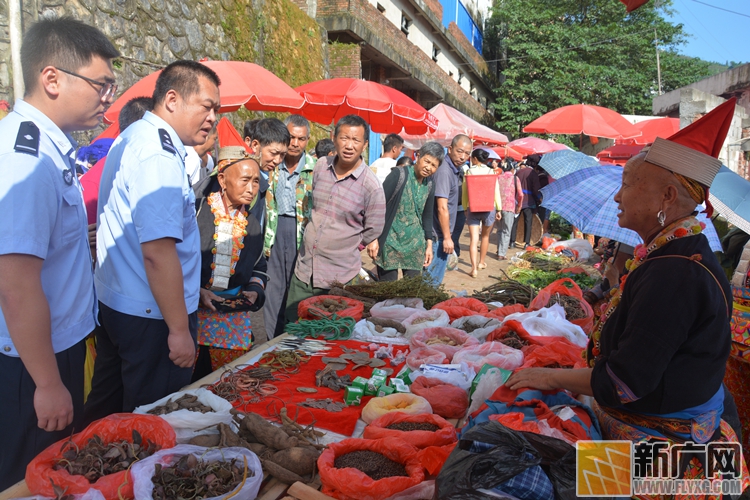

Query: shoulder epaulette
[
  {"left": 159, "top": 128, "right": 177, "bottom": 155},
  {"left": 14, "top": 121, "right": 40, "bottom": 157}
]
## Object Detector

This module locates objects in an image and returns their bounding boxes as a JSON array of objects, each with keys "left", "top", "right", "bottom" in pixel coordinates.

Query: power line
[
  {"left": 689, "top": 0, "right": 750, "bottom": 19},
  {"left": 681, "top": 0, "right": 732, "bottom": 55}
]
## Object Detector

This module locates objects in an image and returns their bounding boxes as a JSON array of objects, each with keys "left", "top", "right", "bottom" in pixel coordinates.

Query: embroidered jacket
[{"left": 263, "top": 152, "right": 316, "bottom": 257}]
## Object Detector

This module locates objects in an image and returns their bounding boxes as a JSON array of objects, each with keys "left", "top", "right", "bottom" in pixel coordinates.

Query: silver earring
[{"left": 657, "top": 210, "right": 666, "bottom": 227}]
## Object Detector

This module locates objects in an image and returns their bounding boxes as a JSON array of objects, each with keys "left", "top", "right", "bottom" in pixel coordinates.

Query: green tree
[{"left": 485, "top": 0, "right": 719, "bottom": 139}]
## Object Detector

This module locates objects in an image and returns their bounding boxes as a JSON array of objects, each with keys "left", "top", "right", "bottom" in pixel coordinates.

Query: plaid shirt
[
  {"left": 263, "top": 152, "right": 315, "bottom": 257},
  {"left": 294, "top": 155, "right": 385, "bottom": 288}
]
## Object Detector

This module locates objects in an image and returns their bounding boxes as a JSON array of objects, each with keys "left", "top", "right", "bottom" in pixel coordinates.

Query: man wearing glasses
[{"left": 0, "top": 17, "right": 119, "bottom": 489}]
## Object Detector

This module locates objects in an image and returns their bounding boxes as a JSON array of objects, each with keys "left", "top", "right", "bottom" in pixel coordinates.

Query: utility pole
[{"left": 655, "top": 29, "right": 663, "bottom": 95}]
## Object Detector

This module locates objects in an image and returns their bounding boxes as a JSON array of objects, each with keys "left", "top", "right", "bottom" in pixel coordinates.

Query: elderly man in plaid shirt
[{"left": 284, "top": 115, "right": 385, "bottom": 323}]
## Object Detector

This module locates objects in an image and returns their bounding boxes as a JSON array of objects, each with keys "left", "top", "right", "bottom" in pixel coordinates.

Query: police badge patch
[{"left": 62, "top": 168, "right": 74, "bottom": 185}]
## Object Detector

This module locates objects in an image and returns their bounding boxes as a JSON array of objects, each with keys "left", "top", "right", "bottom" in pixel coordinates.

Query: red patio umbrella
[
  {"left": 523, "top": 104, "right": 641, "bottom": 140},
  {"left": 506, "top": 137, "right": 570, "bottom": 156},
  {"left": 295, "top": 78, "right": 439, "bottom": 134},
  {"left": 619, "top": 0, "right": 649, "bottom": 12},
  {"left": 104, "top": 60, "right": 305, "bottom": 123},
  {"left": 596, "top": 144, "right": 644, "bottom": 166},
  {"left": 492, "top": 145, "right": 524, "bottom": 161},
  {"left": 619, "top": 117, "right": 680, "bottom": 145}
]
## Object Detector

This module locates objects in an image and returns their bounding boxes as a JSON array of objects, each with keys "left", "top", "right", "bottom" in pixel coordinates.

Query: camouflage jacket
[{"left": 263, "top": 152, "right": 316, "bottom": 257}]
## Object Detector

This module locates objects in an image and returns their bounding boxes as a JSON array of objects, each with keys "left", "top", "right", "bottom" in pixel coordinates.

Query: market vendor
[
  {"left": 507, "top": 99, "right": 746, "bottom": 478},
  {"left": 192, "top": 146, "right": 267, "bottom": 380}
]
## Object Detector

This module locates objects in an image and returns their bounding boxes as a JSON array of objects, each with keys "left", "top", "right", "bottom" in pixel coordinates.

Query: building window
[
  {"left": 432, "top": 44, "right": 441, "bottom": 62},
  {"left": 377, "top": 3, "right": 385, "bottom": 13},
  {"left": 470, "top": 82, "right": 476, "bottom": 99},
  {"left": 458, "top": 71, "right": 464, "bottom": 84},
  {"left": 401, "top": 13, "right": 412, "bottom": 35}
]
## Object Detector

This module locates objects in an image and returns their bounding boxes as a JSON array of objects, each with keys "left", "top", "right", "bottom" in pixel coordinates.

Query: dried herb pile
[
  {"left": 151, "top": 453, "right": 249, "bottom": 500},
  {"left": 385, "top": 422, "right": 439, "bottom": 432},
  {"left": 332, "top": 274, "right": 450, "bottom": 309},
  {"left": 147, "top": 394, "right": 212, "bottom": 415},
  {"left": 517, "top": 251, "right": 572, "bottom": 272},
  {"left": 54, "top": 430, "right": 159, "bottom": 483},
  {"left": 548, "top": 294, "right": 587, "bottom": 320},
  {"left": 497, "top": 331, "right": 529, "bottom": 350},
  {"left": 334, "top": 450, "right": 408, "bottom": 480},
  {"left": 470, "top": 276, "right": 535, "bottom": 306}
]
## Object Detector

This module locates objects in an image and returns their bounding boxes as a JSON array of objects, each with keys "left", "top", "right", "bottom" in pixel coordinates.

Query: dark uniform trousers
[
  {"left": 83, "top": 302, "right": 197, "bottom": 426},
  {"left": 0, "top": 338, "right": 86, "bottom": 490}
]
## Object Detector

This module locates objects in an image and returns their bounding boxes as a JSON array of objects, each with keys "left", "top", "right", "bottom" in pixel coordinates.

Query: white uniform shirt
[
  {"left": 95, "top": 111, "right": 200, "bottom": 319},
  {"left": 0, "top": 99, "right": 96, "bottom": 356}
]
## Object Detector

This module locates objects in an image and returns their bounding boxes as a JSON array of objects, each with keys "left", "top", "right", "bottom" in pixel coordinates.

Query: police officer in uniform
[
  {"left": 84, "top": 61, "right": 221, "bottom": 422},
  {"left": 0, "top": 18, "right": 119, "bottom": 489}
]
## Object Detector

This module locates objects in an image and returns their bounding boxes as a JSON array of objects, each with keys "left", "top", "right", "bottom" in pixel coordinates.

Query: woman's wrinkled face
[
  {"left": 613, "top": 159, "right": 663, "bottom": 237},
  {"left": 414, "top": 154, "right": 440, "bottom": 179},
  {"left": 219, "top": 159, "right": 261, "bottom": 207}
]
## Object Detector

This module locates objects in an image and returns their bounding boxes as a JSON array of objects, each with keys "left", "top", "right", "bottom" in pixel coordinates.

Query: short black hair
[
  {"left": 243, "top": 118, "right": 260, "bottom": 141},
  {"left": 451, "top": 134, "right": 471, "bottom": 148},
  {"left": 315, "top": 138, "right": 335, "bottom": 158},
  {"left": 152, "top": 60, "right": 220, "bottom": 106},
  {"left": 118, "top": 96, "right": 153, "bottom": 130},
  {"left": 471, "top": 148, "right": 490, "bottom": 164},
  {"left": 21, "top": 16, "right": 120, "bottom": 95},
  {"left": 284, "top": 114, "right": 310, "bottom": 135},
  {"left": 396, "top": 156, "right": 413, "bottom": 167},
  {"left": 334, "top": 114, "right": 370, "bottom": 140},
  {"left": 383, "top": 134, "right": 404, "bottom": 153},
  {"left": 253, "top": 118, "right": 290, "bottom": 147},
  {"left": 419, "top": 141, "right": 445, "bottom": 164}
]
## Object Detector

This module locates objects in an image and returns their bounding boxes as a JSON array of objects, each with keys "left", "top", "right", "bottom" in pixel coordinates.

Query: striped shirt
[{"left": 295, "top": 155, "right": 386, "bottom": 288}]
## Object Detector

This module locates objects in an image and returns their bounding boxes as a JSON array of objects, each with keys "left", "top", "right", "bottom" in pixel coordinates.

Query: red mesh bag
[
  {"left": 410, "top": 377, "right": 469, "bottom": 419},
  {"left": 484, "top": 303, "right": 528, "bottom": 321},
  {"left": 363, "top": 412, "right": 457, "bottom": 448},
  {"left": 486, "top": 320, "right": 545, "bottom": 351},
  {"left": 26, "top": 413, "right": 176, "bottom": 499},
  {"left": 406, "top": 347, "right": 448, "bottom": 370},
  {"left": 409, "top": 327, "right": 479, "bottom": 360},
  {"left": 298, "top": 294, "right": 364, "bottom": 321},
  {"left": 528, "top": 278, "right": 594, "bottom": 334},
  {"left": 432, "top": 298, "right": 488, "bottom": 322},
  {"left": 521, "top": 338, "right": 587, "bottom": 369},
  {"left": 318, "top": 437, "right": 424, "bottom": 500}
]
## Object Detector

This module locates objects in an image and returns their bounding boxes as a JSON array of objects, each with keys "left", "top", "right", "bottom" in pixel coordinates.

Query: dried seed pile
[
  {"left": 315, "top": 298, "right": 348, "bottom": 313},
  {"left": 385, "top": 422, "right": 440, "bottom": 432},
  {"left": 54, "top": 430, "right": 159, "bottom": 483},
  {"left": 498, "top": 331, "right": 528, "bottom": 350},
  {"left": 548, "top": 294, "right": 587, "bottom": 320},
  {"left": 425, "top": 336, "right": 457, "bottom": 346},
  {"left": 151, "top": 453, "right": 248, "bottom": 500},
  {"left": 147, "top": 394, "right": 212, "bottom": 415},
  {"left": 334, "top": 450, "right": 408, "bottom": 480},
  {"left": 409, "top": 316, "right": 433, "bottom": 325}
]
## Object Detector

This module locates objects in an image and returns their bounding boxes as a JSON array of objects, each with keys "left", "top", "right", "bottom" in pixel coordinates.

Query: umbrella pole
[{"left": 580, "top": 133, "right": 583, "bottom": 150}]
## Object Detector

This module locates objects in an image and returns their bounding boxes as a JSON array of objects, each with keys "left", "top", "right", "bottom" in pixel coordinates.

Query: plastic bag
[
  {"left": 418, "top": 444, "right": 457, "bottom": 476},
  {"left": 409, "top": 327, "right": 479, "bottom": 360},
  {"left": 403, "top": 309, "right": 450, "bottom": 339},
  {"left": 385, "top": 480, "right": 436, "bottom": 500},
  {"left": 528, "top": 278, "right": 594, "bottom": 334},
  {"left": 362, "top": 393, "right": 433, "bottom": 424},
  {"left": 353, "top": 319, "right": 410, "bottom": 345},
  {"left": 410, "top": 377, "right": 469, "bottom": 419},
  {"left": 406, "top": 347, "right": 448, "bottom": 370},
  {"left": 370, "top": 298, "right": 426, "bottom": 323},
  {"left": 298, "top": 294, "right": 364, "bottom": 321},
  {"left": 550, "top": 238, "right": 594, "bottom": 261},
  {"left": 467, "top": 366, "right": 508, "bottom": 415},
  {"left": 131, "top": 444, "right": 263, "bottom": 500},
  {"left": 484, "top": 303, "right": 528, "bottom": 321},
  {"left": 451, "top": 315, "right": 501, "bottom": 342},
  {"left": 432, "top": 298, "right": 489, "bottom": 322},
  {"left": 436, "top": 421, "right": 575, "bottom": 500},
  {"left": 26, "top": 413, "right": 176, "bottom": 499},
  {"left": 521, "top": 338, "right": 586, "bottom": 369},
  {"left": 363, "top": 412, "right": 457, "bottom": 448},
  {"left": 15, "top": 492, "right": 105, "bottom": 500},
  {"left": 410, "top": 362, "right": 476, "bottom": 391},
  {"left": 504, "top": 304, "right": 589, "bottom": 347},
  {"left": 318, "top": 437, "right": 425, "bottom": 500},
  {"left": 452, "top": 342, "right": 524, "bottom": 372},
  {"left": 133, "top": 388, "right": 234, "bottom": 443}
]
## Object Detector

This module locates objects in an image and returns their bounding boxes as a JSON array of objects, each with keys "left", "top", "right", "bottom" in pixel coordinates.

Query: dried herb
[
  {"left": 334, "top": 450, "right": 408, "bottom": 480},
  {"left": 385, "top": 422, "right": 440, "bottom": 432},
  {"left": 54, "top": 430, "right": 159, "bottom": 483},
  {"left": 332, "top": 274, "right": 450, "bottom": 309},
  {"left": 497, "top": 331, "right": 528, "bottom": 350},
  {"left": 469, "top": 272, "right": 535, "bottom": 306},
  {"left": 151, "top": 453, "right": 250, "bottom": 500},
  {"left": 147, "top": 394, "right": 213, "bottom": 415},
  {"left": 548, "top": 293, "right": 587, "bottom": 320}
]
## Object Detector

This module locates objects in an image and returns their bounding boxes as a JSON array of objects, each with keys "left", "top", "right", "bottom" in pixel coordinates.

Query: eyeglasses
[{"left": 54, "top": 67, "right": 118, "bottom": 100}]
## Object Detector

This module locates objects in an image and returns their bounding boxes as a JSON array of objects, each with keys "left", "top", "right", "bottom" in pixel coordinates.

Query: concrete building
[
  {"left": 652, "top": 64, "right": 750, "bottom": 175},
  {"left": 291, "top": 0, "right": 495, "bottom": 128}
]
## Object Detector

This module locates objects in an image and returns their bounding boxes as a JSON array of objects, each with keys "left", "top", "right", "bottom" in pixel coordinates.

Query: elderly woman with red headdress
[
  {"left": 192, "top": 146, "right": 267, "bottom": 380},
  {"left": 507, "top": 99, "right": 748, "bottom": 492}
]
